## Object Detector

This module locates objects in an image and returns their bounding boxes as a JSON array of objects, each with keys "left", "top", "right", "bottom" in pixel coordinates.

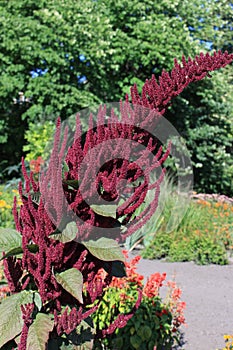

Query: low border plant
[{"left": 92, "top": 251, "right": 186, "bottom": 350}]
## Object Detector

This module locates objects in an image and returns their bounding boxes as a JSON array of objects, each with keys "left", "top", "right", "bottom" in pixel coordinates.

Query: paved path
[{"left": 134, "top": 256, "right": 233, "bottom": 350}]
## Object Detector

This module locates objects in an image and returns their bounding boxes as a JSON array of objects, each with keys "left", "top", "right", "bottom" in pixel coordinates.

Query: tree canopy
[{"left": 0, "top": 0, "right": 232, "bottom": 194}]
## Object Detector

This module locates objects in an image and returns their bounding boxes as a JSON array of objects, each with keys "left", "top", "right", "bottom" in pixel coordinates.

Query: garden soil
[{"left": 131, "top": 253, "right": 233, "bottom": 350}]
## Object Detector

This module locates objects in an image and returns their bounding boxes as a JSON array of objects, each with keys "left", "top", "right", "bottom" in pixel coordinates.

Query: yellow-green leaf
[
  {"left": 82, "top": 238, "right": 125, "bottom": 262},
  {"left": 0, "top": 228, "right": 22, "bottom": 253},
  {"left": 55, "top": 268, "right": 83, "bottom": 303},
  {"left": 0, "top": 291, "right": 34, "bottom": 348},
  {"left": 26, "top": 313, "right": 54, "bottom": 350},
  {"left": 90, "top": 204, "right": 117, "bottom": 219}
]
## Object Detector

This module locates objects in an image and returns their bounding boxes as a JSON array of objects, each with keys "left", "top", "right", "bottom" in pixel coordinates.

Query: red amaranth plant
[
  {"left": 0, "top": 50, "right": 232, "bottom": 349},
  {"left": 0, "top": 105, "right": 168, "bottom": 349}
]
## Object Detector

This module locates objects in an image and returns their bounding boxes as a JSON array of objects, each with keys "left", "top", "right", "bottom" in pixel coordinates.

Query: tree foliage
[{"left": 0, "top": 0, "right": 232, "bottom": 194}]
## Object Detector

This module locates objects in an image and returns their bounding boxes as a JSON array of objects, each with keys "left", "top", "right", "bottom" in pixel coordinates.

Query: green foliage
[
  {"left": 94, "top": 294, "right": 174, "bottom": 350},
  {"left": 0, "top": 186, "right": 20, "bottom": 228},
  {"left": 82, "top": 238, "right": 125, "bottom": 262},
  {"left": 50, "top": 221, "right": 78, "bottom": 243},
  {"left": 0, "top": 224, "right": 127, "bottom": 349},
  {"left": 23, "top": 121, "right": 55, "bottom": 161},
  {"left": 142, "top": 198, "right": 232, "bottom": 265},
  {"left": 26, "top": 313, "right": 54, "bottom": 350},
  {"left": 166, "top": 68, "right": 233, "bottom": 195},
  {"left": 0, "top": 291, "right": 34, "bottom": 348},
  {"left": 55, "top": 268, "right": 84, "bottom": 304},
  {"left": 125, "top": 173, "right": 190, "bottom": 252},
  {"left": 92, "top": 253, "right": 185, "bottom": 350},
  {"left": 141, "top": 232, "right": 172, "bottom": 260},
  {"left": 168, "top": 234, "right": 227, "bottom": 265},
  {"left": 0, "top": 228, "right": 22, "bottom": 253},
  {"left": 0, "top": 0, "right": 232, "bottom": 196}
]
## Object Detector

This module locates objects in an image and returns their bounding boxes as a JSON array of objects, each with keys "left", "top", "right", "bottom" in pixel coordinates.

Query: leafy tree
[
  {"left": 166, "top": 68, "right": 233, "bottom": 196},
  {"left": 0, "top": 0, "right": 232, "bottom": 194}
]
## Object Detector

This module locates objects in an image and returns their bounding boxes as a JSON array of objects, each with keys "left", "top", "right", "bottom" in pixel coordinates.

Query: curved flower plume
[{"left": 130, "top": 51, "right": 233, "bottom": 114}]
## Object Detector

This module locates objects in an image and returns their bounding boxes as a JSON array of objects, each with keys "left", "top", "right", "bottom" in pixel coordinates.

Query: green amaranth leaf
[
  {"left": 0, "top": 290, "right": 34, "bottom": 348},
  {"left": 0, "top": 244, "right": 39, "bottom": 261},
  {"left": 103, "top": 260, "right": 126, "bottom": 277},
  {"left": 26, "top": 313, "right": 54, "bottom": 350},
  {"left": 90, "top": 204, "right": 117, "bottom": 219},
  {"left": 0, "top": 280, "right": 8, "bottom": 285},
  {"left": 0, "top": 247, "right": 23, "bottom": 261},
  {"left": 62, "top": 161, "right": 69, "bottom": 179},
  {"left": 55, "top": 268, "right": 83, "bottom": 303},
  {"left": 0, "top": 228, "right": 22, "bottom": 253},
  {"left": 22, "top": 192, "right": 41, "bottom": 208},
  {"left": 49, "top": 221, "right": 77, "bottom": 243},
  {"left": 33, "top": 292, "right": 42, "bottom": 312},
  {"left": 82, "top": 238, "right": 125, "bottom": 262},
  {"left": 62, "top": 179, "right": 79, "bottom": 189}
]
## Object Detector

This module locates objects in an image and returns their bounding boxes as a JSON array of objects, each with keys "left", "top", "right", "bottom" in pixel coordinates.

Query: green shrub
[
  {"left": 166, "top": 69, "right": 233, "bottom": 196},
  {"left": 0, "top": 185, "right": 21, "bottom": 228},
  {"left": 23, "top": 120, "right": 55, "bottom": 161}
]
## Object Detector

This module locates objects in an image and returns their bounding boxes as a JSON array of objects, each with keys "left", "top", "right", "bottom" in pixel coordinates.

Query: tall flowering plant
[{"left": 0, "top": 50, "right": 232, "bottom": 349}]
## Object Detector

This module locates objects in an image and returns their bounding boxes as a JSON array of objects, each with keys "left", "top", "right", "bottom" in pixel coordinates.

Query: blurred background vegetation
[{"left": 0, "top": 0, "right": 232, "bottom": 196}]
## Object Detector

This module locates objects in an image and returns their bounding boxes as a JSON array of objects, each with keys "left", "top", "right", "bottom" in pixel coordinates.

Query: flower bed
[{"left": 92, "top": 251, "right": 186, "bottom": 349}]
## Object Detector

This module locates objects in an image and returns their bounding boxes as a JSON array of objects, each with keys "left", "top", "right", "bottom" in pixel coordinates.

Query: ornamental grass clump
[{"left": 0, "top": 50, "right": 232, "bottom": 350}]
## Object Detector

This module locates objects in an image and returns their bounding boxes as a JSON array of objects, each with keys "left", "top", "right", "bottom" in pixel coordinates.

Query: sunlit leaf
[
  {"left": 90, "top": 204, "right": 118, "bottom": 218},
  {"left": 49, "top": 221, "right": 77, "bottom": 243},
  {"left": 0, "top": 244, "right": 39, "bottom": 261},
  {"left": 0, "top": 228, "right": 22, "bottom": 253},
  {"left": 26, "top": 313, "right": 54, "bottom": 350},
  {"left": 82, "top": 238, "right": 125, "bottom": 262},
  {"left": 0, "top": 291, "right": 34, "bottom": 348},
  {"left": 55, "top": 268, "right": 83, "bottom": 303}
]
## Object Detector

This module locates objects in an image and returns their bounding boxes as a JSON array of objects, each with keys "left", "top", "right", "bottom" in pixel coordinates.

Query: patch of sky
[
  {"left": 77, "top": 75, "right": 87, "bottom": 84},
  {"left": 30, "top": 68, "right": 48, "bottom": 78},
  {"left": 30, "top": 54, "right": 89, "bottom": 81},
  {"left": 199, "top": 39, "right": 213, "bottom": 50},
  {"left": 188, "top": 26, "right": 195, "bottom": 31},
  {"left": 79, "top": 54, "right": 86, "bottom": 62}
]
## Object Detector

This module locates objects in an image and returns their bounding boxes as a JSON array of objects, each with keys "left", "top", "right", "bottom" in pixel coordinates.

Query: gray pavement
[{"left": 133, "top": 255, "right": 233, "bottom": 350}]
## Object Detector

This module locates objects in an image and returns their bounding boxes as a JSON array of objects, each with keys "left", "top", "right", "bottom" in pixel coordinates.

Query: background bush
[
  {"left": 0, "top": 185, "right": 21, "bottom": 228},
  {"left": 0, "top": 0, "right": 232, "bottom": 195},
  {"left": 141, "top": 198, "right": 233, "bottom": 265},
  {"left": 23, "top": 120, "right": 55, "bottom": 161}
]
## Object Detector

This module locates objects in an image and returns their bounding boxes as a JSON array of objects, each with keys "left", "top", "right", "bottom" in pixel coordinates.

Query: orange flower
[
  {"left": 172, "top": 288, "right": 182, "bottom": 301},
  {"left": 30, "top": 156, "right": 44, "bottom": 173},
  {"left": 143, "top": 272, "right": 166, "bottom": 298}
]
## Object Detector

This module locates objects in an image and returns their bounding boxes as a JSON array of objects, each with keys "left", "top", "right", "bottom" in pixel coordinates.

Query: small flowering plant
[
  {"left": 29, "top": 156, "right": 44, "bottom": 175},
  {"left": 92, "top": 251, "right": 186, "bottom": 350},
  {"left": 222, "top": 334, "right": 233, "bottom": 350}
]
